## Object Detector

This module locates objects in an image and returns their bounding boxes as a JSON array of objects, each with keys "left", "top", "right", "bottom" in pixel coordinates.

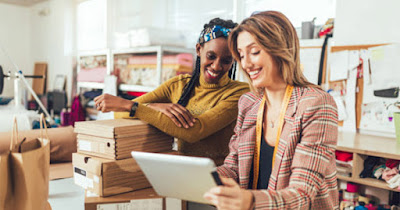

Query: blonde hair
[{"left": 228, "top": 11, "right": 317, "bottom": 94}]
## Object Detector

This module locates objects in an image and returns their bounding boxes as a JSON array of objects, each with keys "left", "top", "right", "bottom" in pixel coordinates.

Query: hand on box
[{"left": 94, "top": 93, "right": 134, "bottom": 113}]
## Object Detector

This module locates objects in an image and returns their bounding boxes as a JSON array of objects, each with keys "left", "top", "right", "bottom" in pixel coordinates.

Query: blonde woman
[{"left": 204, "top": 11, "right": 339, "bottom": 209}]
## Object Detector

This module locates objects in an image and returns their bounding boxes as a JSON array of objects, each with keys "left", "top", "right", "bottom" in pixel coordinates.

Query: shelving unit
[
  {"left": 336, "top": 132, "right": 400, "bottom": 192},
  {"left": 111, "top": 45, "right": 195, "bottom": 93},
  {"left": 76, "top": 49, "right": 111, "bottom": 91},
  {"left": 77, "top": 82, "right": 105, "bottom": 90},
  {"left": 76, "top": 46, "right": 195, "bottom": 93}
]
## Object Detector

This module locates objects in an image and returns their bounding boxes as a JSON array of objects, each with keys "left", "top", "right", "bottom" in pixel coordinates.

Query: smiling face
[
  {"left": 196, "top": 38, "right": 233, "bottom": 84},
  {"left": 237, "top": 31, "right": 284, "bottom": 90}
]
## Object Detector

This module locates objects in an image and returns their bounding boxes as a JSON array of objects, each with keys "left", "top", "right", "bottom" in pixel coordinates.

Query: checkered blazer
[{"left": 218, "top": 86, "right": 339, "bottom": 209}]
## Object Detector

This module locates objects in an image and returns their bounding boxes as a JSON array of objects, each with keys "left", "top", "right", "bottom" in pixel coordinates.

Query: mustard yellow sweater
[{"left": 115, "top": 73, "right": 249, "bottom": 165}]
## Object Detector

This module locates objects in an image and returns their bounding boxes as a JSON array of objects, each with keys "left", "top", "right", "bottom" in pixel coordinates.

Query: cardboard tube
[{"left": 0, "top": 126, "right": 77, "bottom": 162}]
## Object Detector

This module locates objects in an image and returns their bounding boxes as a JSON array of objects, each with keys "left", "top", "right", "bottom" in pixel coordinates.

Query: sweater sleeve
[
  {"left": 133, "top": 85, "right": 249, "bottom": 143},
  {"left": 251, "top": 91, "right": 338, "bottom": 209}
]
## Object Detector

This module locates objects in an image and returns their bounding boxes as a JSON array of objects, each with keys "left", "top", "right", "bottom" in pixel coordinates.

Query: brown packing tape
[{"left": 0, "top": 126, "right": 77, "bottom": 162}]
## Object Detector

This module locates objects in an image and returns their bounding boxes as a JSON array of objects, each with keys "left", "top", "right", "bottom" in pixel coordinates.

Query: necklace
[
  {"left": 269, "top": 120, "right": 276, "bottom": 128},
  {"left": 267, "top": 110, "right": 279, "bottom": 128}
]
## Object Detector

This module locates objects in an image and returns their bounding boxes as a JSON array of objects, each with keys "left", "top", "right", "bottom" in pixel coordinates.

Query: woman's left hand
[{"left": 204, "top": 177, "right": 254, "bottom": 210}]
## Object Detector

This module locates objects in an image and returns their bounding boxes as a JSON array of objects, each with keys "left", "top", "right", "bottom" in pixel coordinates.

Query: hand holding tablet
[{"left": 131, "top": 151, "right": 223, "bottom": 204}]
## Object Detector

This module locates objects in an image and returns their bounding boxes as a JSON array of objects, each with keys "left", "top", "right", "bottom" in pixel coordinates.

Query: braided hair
[{"left": 177, "top": 18, "right": 238, "bottom": 107}]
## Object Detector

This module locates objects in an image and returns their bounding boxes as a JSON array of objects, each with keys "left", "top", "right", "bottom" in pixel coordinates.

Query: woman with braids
[{"left": 94, "top": 18, "right": 249, "bottom": 165}]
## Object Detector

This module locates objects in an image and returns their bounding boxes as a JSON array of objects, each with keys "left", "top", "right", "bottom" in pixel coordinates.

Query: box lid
[{"left": 74, "top": 119, "right": 161, "bottom": 138}]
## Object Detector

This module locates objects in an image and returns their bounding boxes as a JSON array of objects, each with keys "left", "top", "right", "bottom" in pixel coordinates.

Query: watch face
[{"left": 130, "top": 102, "right": 139, "bottom": 117}]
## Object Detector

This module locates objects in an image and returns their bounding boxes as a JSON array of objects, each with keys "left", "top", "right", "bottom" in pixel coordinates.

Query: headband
[{"left": 198, "top": 25, "right": 232, "bottom": 44}]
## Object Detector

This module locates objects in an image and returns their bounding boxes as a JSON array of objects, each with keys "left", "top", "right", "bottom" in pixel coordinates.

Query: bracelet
[{"left": 129, "top": 102, "right": 139, "bottom": 117}]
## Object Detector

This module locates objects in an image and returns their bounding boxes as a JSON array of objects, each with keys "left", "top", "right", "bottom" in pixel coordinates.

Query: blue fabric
[{"left": 198, "top": 25, "right": 231, "bottom": 44}]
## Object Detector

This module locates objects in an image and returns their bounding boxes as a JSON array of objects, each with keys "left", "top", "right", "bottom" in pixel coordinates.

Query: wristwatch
[{"left": 129, "top": 102, "right": 139, "bottom": 117}]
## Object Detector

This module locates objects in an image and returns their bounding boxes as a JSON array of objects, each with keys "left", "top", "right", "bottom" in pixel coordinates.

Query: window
[
  {"left": 243, "top": 0, "right": 336, "bottom": 28},
  {"left": 77, "top": 0, "right": 107, "bottom": 51}
]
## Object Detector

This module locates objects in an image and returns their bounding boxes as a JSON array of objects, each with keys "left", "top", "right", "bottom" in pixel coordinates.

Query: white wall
[
  {"left": 111, "top": 0, "right": 233, "bottom": 48},
  {"left": 0, "top": 3, "right": 31, "bottom": 97},
  {"left": 30, "top": 0, "right": 75, "bottom": 105},
  {"left": 334, "top": 0, "right": 400, "bottom": 46}
]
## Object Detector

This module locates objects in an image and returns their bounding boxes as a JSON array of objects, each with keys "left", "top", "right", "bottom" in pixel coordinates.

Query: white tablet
[{"left": 131, "top": 151, "right": 222, "bottom": 204}]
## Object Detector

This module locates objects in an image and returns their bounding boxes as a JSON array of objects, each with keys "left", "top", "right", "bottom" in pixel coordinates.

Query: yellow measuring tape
[{"left": 252, "top": 85, "right": 293, "bottom": 189}]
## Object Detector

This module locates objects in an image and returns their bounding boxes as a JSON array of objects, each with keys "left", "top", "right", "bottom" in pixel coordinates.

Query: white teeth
[
  {"left": 207, "top": 70, "right": 218, "bottom": 77},
  {"left": 248, "top": 70, "right": 260, "bottom": 76}
]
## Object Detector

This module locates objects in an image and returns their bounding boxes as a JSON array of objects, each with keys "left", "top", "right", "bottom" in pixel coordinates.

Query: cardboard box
[
  {"left": 75, "top": 119, "right": 174, "bottom": 160},
  {"left": 85, "top": 188, "right": 187, "bottom": 210},
  {"left": 73, "top": 153, "right": 151, "bottom": 197},
  {"left": 77, "top": 133, "right": 173, "bottom": 160},
  {"left": 74, "top": 119, "right": 171, "bottom": 139}
]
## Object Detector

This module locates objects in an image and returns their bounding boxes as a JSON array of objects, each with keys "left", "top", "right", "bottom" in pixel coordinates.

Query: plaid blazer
[{"left": 218, "top": 86, "right": 339, "bottom": 209}]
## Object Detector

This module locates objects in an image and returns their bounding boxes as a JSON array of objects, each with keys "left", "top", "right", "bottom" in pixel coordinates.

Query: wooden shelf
[
  {"left": 337, "top": 132, "right": 400, "bottom": 160},
  {"left": 336, "top": 132, "right": 400, "bottom": 192},
  {"left": 337, "top": 175, "right": 400, "bottom": 192}
]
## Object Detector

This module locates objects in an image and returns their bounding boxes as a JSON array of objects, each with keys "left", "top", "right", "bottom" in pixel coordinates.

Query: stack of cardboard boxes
[{"left": 72, "top": 119, "right": 183, "bottom": 209}]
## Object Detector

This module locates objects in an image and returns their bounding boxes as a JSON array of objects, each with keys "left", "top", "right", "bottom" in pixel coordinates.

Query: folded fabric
[
  {"left": 77, "top": 67, "right": 107, "bottom": 82},
  {"left": 382, "top": 167, "right": 399, "bottom": 182},
  {"left": 386, "top": 159, "right": 400, "bottom": 169},
  {"left": 336, "top": 150, "right": 353, "bottom": 162},
  {"left": 0, "top": 126, "right": 77, "bottom": 163},
  {"left": 128, "top": 54, "right": 193, "bottom": 68},
  {"left": 388, "top": 173, "right": 400, "bottom": 188},
  {"left": 359, "top": 156, "right": 381, "bottom": 178},
  {"left": 373, "top": 164, "right": 386, "bottom": 179}
]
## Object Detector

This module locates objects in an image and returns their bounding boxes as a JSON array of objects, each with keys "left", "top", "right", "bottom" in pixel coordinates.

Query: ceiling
[{"left": 0, "top": 0, "right": 48, "bottom": 6}]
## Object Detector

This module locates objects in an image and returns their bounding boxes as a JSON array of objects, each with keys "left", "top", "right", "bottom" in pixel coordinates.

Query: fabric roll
[{"left": 0, "top": 126, "right": 77, "bottom": 163}]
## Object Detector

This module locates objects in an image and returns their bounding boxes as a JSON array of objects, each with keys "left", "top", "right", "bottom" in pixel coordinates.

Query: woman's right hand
[
  {"left": 147, "top": 103, "right": 196, "bottom": 128},
  {"left": 94, "top": 94, "right": 134, "bottom": 113}
]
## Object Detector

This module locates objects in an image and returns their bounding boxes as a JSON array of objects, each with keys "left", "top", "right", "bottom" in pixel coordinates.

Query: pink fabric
[
  {"left": 69, "top": 96, "right": 85, "bottom": 127},
  {"left": 336, "top": 150, "right": 353, "bottom": 162},
  {"left": 127, "top": 53, "right": 193, "bottom": 67},
  {"left": 77, "top": 67, "right": 107, "bottom": 82}
]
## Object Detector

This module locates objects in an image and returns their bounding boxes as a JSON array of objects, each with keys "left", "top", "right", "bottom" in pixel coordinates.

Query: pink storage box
[
  {"left": 128, "top": 53, "right": 193, "bottom": 68},
  {"left": 77, "top": 67, "right": 107, "bottom": 83}
]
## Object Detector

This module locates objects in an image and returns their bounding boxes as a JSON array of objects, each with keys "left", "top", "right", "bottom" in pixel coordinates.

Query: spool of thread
[
  {"left": 54, "top": 115, "right": 60, "bottom": 125},
  {"left": 347, "top": 182, "right": 359, "bottom": 193},
  {"left": 343, "top": 190, "right": 358, "bottom": 203},
  {"left": 60, "top": 108, "right": 71, "bottom": 126},
  {"left": 358, "top": 195, "right": 370, "bottom": 204}
]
